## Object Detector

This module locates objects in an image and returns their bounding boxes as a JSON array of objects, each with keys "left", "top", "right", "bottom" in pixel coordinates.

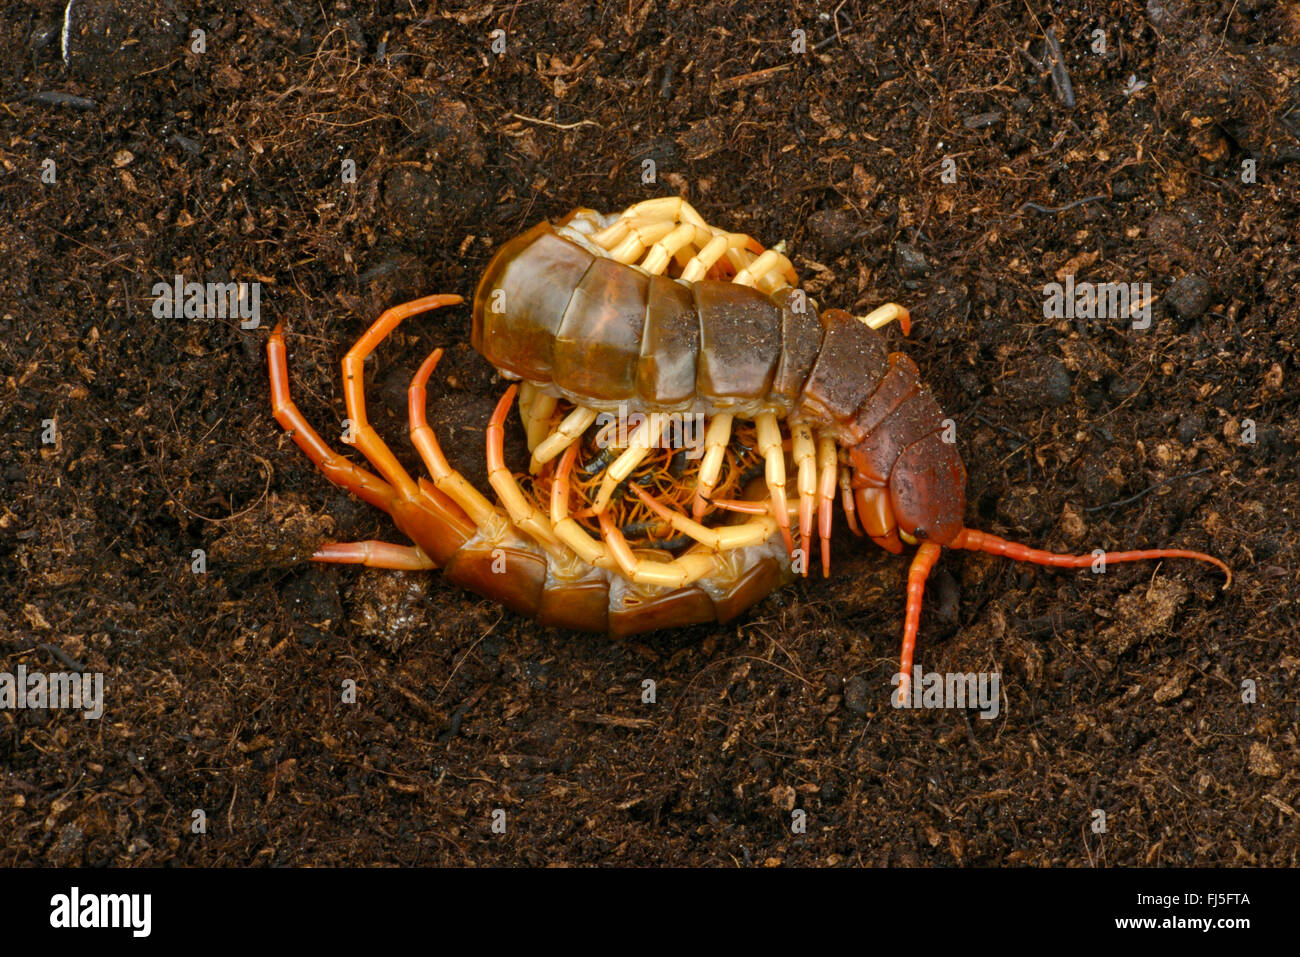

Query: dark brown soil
[{"left": 2, "top": 1, "right": 1297, "bottom": 867}]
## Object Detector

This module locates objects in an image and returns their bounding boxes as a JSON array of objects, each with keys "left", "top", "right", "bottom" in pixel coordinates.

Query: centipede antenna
[
  {"left": 899, "top": 543, "right": 944, "bottom": 701},
  {"left": 950, "top": 529, "right": 1232, "bottom": 588}
]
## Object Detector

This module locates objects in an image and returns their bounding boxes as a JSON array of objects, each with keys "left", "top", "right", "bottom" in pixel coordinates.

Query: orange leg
[
  {"left": 770, "top": 486, "right": 795, "bottom": 555},
  {"left": 408, "top": 347, "right": 504, "bottom": 530},
  {"left": 815, "top": 453, "right": 837, "bottom": 577},
  {"left": 709, "top": 499, "right": 770, "bottom": 515},
  {"left": 268, "top": 298, "right": 478, "bottom": 570},
  {"left": 793, "top": 475, "right": 813, "bottom": 574},
  {"left": 840, "top": 471, "right": 863, "bottom": 537},
  {"left": 484, "top": 384, "right": 563, "bottom": 553},
  {"left": 950, "top": 528, "right": 1231, "bottom": 586},
  {"left": 486, "top": 385, "right": 520, "bottom": 477},
  {"left": 314, "top": 541, "right": 436, "bottom": 569},
  {"left": 898, "top": 542, "right": 943, "bottom": 702},
  {"left": 408, "top": 347, "right": 446, "bottom": 456},
  {"left": 550, "top": 442, "right": 581, "bottom": 517},
  {"left": 268, "top": 324, "right": 399, "bottom": 513},
  {"left": 342, "top": 293, "right": 463, "bottom": 499}
]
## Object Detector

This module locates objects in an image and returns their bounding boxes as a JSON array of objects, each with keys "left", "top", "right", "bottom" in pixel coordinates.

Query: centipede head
[{"left": 848, "top": 430, "right": 967, "bottom": 552}]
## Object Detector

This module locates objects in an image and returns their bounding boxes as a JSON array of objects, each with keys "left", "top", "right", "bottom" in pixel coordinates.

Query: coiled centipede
[{"left": 267, "top": 196, "right": 1229, "bottom": 695}]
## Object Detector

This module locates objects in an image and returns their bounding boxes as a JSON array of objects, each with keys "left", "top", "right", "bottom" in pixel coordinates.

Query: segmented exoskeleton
[{"left": 267, "top": 197, "right": 1229, "bottom": 692}]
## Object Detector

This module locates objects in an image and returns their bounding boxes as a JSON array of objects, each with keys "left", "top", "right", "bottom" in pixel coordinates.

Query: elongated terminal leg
[
  {"left": 268, "top": 325, "right": 399, "bottom": 513},
  {"left": 268, "top": 304, "right": 478, "bottom": 571},
  {"left": 313, "top": 541, "right": 437, "bottom": 570},
  {"left": 341, "top": 294, "right": 465, "bottom": 500}
]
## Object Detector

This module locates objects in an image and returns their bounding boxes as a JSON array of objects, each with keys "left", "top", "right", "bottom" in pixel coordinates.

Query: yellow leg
[
  {"left": 641, "top": 223, "right": 712, "bottom": 275},
  {"left": 756, "top": 412, "right": 794, "bottom": 553},
  {"left": 592, "top": 197, "right": 710, "bottom": 248},
  {"left": 523, "top": 390, "right": 557, "bottom": 453},
  {"left": 592, "top": 412, "right": 666, "bottom": 512},
  {"left": 732, "top": 248, "right": 795, "bottom": 291},
  {"left": 530, "top": 404, "right": 599, "bottom": 472},
  {"left": 815, "top": 433, "right": 839, "bottom": 576},
  {"left": 549, "top": 444, "right": 718, "bottom": 587},
  {"left": 518, "top": 380, "right": 536, "bottom": 423},
  {"left": 680, "top": 233, "right": 753, "bottom": 282},
  {"left": 859, "top": 302, "right": 911, "bottom": 333},
  {"left": 629, "top": 484, "right": 781, "bottom": 554},
  {"left": 596, "top": 512, "right": 720, "bottom": 587},
  {"left": 606, "top": 219, "right": 678, "bottom": 264},
  {"left": 486, "top": 386, "right": 565, "bottom": 554},
  {"left": 593, "top": 198, "right": 799, "bottom": 292},
  {"left": 691, "top": 412, "right": 734, "bottom": 519},
  {"left": 792, "top": 422, "right": 817, "bottom": 574}
]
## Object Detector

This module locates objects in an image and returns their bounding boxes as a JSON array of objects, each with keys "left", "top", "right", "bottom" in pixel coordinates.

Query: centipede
[{"left": 267, "top": 196, "right": 1229, "bottom": 696}]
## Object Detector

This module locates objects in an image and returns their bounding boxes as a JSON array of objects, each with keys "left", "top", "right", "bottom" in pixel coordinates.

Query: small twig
[
  {"left": 1043, "top": 28, "right": 1076, "bottom": 107},
  {"left": 438, "top": 682, "right": 492, "bottom": 743},
  {"left": 1019, "top": 195, "right": 1107, "bottom": 214},
  {"left": 1018, "top": 46, "right": 1045, "bottom": 72},
  {"left": 38, "top": 643, "right": 85, "bottom": 673},
  {"left": 572, "top": 711, "right": 655, "bottom": 731},
  {"left": 31, "top": 91, "right": 96, "bottom": 110},
  {"left": 1082, "top": 467, "right": 1212, "bottom": 512},
  {"left": 434, "top": 615, "right": 503, "bottom": 701},
  {"left": 713, "top": 63, "right": 791, "bottom": 92},
  {"left": 974, "top": 414, "right": 1030, "bottom": 443},
  {"left": 507, "top": 112, "right": 600, "bottom": 130},
  {"left": 152, "top": 439, "right": 273, "bottom": 524},
  {"left": 812, "top": 31, "right": 853, "bottom": 52}
]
